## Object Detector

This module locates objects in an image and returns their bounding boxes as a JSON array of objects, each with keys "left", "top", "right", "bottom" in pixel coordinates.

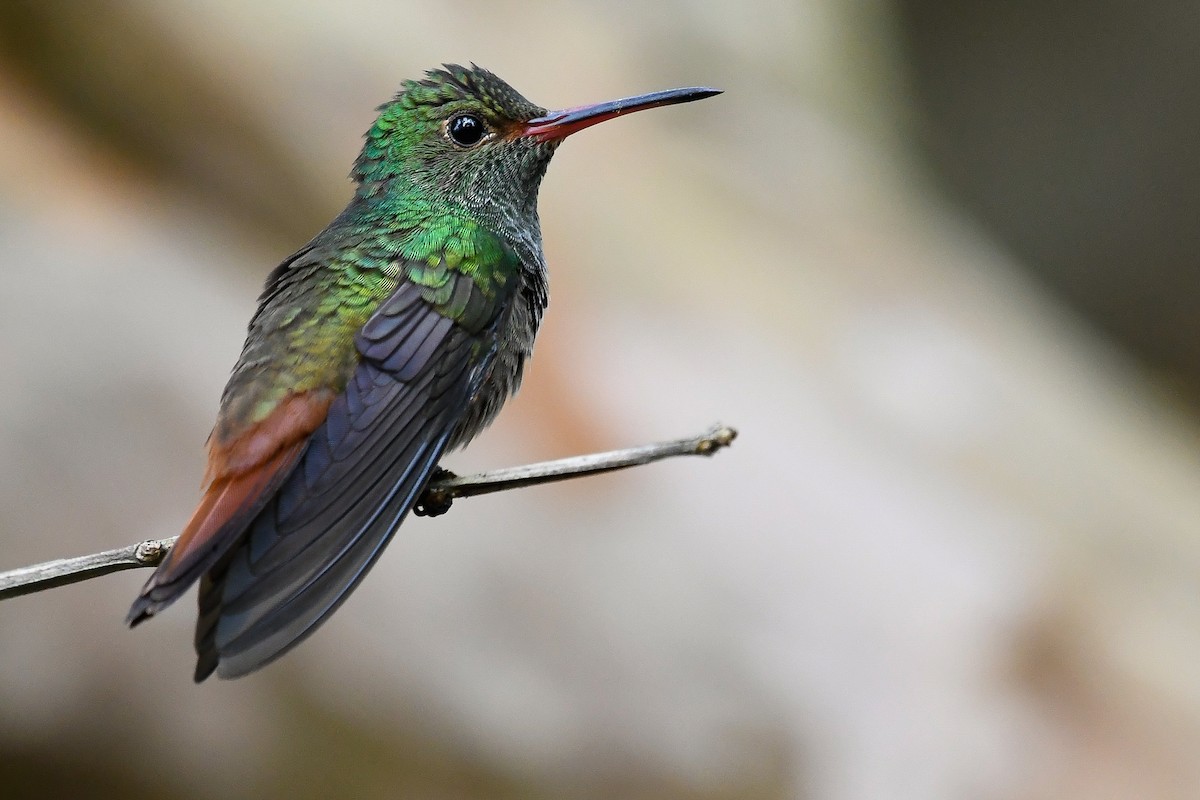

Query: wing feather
[
  {"left": 126, "top": 391, "right": 333, "bottom": 625},
  {"left": 193, "top": 275, "right": 501, "bottom": 680}
]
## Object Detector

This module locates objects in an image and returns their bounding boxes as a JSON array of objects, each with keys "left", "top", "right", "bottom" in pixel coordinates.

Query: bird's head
[{"left": 353, "top": 64, "right": 719, "bottom": 224}]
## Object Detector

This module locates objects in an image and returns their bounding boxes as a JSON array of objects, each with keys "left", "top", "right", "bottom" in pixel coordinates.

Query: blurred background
[{"left": 1, "top": 1, "right": 1198, "bottom": 798}]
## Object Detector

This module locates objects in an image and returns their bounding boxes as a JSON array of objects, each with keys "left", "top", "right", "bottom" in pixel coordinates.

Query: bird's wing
[
  {"left": 126, "top": 390, "right": 335, "bottom": 625},
  {"left": 126, "top": 243, "right": 338, "bottom": 626},
  {"left": 193, "top": 273, "right": 509, "bottom": 680}
]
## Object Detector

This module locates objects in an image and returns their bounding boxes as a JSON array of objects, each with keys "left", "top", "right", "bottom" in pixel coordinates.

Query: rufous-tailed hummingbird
[{"left": 127, "top": 64, "right": 719, "bottom": 681}]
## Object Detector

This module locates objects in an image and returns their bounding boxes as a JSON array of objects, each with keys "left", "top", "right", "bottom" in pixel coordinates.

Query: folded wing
[{"left": 193, "top": 278, "right": 501, "bottom": 680}]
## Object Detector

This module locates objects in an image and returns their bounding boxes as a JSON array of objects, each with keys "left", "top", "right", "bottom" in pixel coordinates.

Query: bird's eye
[{"left": 448, "top": 114, "right": 486, "bottom": 147}]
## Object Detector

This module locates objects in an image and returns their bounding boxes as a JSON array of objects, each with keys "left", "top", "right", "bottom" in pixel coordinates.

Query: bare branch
[
  {"left": 0, "top": 423, "right": 736, "bottom": 601},
  {"left": 0, "top": 539, "right": 176, "bottom": 600}
]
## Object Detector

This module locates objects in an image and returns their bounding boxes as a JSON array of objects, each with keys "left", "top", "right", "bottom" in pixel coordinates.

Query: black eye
[{"left": 448, "top": 114, "right": 486, "bottom": 146}]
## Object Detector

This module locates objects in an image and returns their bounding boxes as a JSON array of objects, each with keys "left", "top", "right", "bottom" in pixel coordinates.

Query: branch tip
[{"left": 696, "top": 424, "right": 737, "bottom": 454}]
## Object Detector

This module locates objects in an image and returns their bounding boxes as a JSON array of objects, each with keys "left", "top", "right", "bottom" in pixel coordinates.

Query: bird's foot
[{"left": 414, "top": 467, "right": 457, "bottom": 517}]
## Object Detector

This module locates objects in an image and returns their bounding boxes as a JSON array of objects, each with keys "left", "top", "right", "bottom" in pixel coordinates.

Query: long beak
[{"left": 523, "top": 86, "right": 721, "bottom": 142}]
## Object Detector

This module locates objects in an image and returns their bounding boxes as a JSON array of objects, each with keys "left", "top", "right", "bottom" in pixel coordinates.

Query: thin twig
[{"left": 0, "top": 423, "right": 736, "bottom": 601}]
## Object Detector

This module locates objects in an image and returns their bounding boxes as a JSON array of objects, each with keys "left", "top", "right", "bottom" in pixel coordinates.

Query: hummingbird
[{"left": 126, "top": 64, "right": 719, "bottom": 681}]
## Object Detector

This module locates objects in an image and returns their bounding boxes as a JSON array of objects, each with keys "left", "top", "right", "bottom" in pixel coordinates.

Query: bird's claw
[{"left": 414, "top": 467, "right": 457, "bottom": 517}]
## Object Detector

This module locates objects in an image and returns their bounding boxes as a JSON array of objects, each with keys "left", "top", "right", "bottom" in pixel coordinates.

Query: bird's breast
[{"left": 448, "top": 265, "right": 546, "bottom": 450}]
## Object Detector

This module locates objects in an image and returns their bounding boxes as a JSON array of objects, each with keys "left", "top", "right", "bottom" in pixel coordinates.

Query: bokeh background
[{"left": 1, "top": 2, "right": 1199, "bottom": 798}]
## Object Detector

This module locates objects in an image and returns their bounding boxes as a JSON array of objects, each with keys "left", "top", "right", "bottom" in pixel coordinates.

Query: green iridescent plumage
[{"left": 217, "top": 206, "right": 520, "bottom": 436}]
